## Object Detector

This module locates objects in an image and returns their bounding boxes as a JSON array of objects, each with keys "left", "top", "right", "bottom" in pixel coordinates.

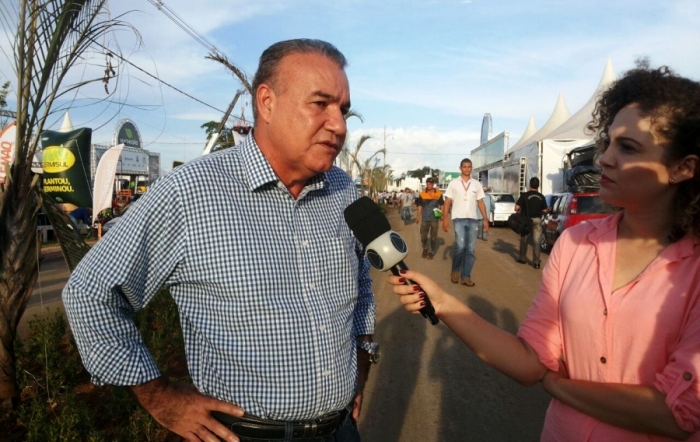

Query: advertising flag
[{"left": 92, "top": 144, "right": 124, "bottom": 224}]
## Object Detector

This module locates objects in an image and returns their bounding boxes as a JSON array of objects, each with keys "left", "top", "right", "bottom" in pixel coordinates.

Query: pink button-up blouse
[{"left": 518, "top": 213, "right": 700, "bottom": 441}]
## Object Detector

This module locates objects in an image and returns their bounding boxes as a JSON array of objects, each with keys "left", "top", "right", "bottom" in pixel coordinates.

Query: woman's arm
[
  {"left": 389, "top": 270, "right": 547, "bottom": 386},
  {"left": 543, "top": 368, "right": 690, "bottom": 440}
]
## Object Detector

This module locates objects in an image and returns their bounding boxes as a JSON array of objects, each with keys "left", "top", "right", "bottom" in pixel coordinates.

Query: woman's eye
[{"left": 620, "top": 143, "right": 636, "bottom": 153}]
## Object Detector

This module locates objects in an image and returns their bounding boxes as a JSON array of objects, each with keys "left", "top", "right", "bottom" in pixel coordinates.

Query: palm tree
[
  {"left": 0, "top": 0, "right": 125, "bottom": 411},
  {"left": 336, "top": 109, "right": 364, "bottom": 173}
]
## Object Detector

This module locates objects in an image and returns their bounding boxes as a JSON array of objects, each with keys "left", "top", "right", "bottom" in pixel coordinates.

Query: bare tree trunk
[
  {"left": 0, "top": 0, "right": 122, "bottom": 412},
  {"left": 0, "top": 167, "right": 39, "bottom": 410}
]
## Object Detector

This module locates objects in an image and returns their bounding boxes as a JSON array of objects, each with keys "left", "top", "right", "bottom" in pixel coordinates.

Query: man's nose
[{"left": 325, "top": 107, "right": 347, "bottom": 135}]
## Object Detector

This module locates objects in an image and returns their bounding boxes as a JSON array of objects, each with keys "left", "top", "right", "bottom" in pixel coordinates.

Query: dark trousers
[
  {"left": 519, "top": 217, "right": 543, "bottom": 264},
  {"left": 420, "top": 220, "right": 439, "bottom": 254}
]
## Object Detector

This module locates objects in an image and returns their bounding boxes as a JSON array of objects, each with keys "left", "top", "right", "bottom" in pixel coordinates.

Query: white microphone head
[{"left": 365, "top": 230, "right": 408, "bottom": 271}]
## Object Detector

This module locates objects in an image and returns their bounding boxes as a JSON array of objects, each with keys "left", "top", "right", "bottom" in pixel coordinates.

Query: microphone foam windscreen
[{"left": 344, "top": 196, "right": 392, "bottom": 246}]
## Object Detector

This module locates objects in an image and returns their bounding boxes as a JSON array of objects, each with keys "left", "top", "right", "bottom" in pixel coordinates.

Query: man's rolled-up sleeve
[{"left": 62, "top": 177, "right": 186, "bottom": 386}]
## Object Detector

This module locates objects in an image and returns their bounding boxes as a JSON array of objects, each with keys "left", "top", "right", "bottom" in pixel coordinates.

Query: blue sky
[{"left": 1, "top": 0, "right": 699, "bottom": 176}]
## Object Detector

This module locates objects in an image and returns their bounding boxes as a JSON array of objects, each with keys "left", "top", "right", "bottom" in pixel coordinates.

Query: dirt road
[{"left": 358, "top": 209, "right": 551, "bottom": 442}]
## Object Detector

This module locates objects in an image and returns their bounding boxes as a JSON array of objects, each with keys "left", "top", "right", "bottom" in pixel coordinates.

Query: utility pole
[
  {"left": 203, "top": 89, "right": 246, "bottom": 155},
  {"left": 383, "top": 125, "right": 388, "bottom": 169}
]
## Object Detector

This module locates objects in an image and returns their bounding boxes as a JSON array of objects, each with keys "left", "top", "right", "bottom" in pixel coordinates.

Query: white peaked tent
[
  {"left": 506, "top": 60, "right": 617, "bottom": 195},
  {"left": 509, "top": 114, "right": 537, "bottom": 152},
  {"left": 59, "top": 112, "right": 74, "bottom": 133},
  {"left": 507, "top": 92, "right": 570, "bottom": 155},
  {"left": 549, "top": 59, "right": 617, "bottom": 140}
]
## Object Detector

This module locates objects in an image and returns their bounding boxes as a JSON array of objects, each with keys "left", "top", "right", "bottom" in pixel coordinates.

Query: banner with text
[{"left": 41, "top": 128, "right": 92, "bottom": 208}]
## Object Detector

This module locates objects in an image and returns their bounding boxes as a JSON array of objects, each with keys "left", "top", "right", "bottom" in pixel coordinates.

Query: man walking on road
[
  {"left": 63, "top": 39, "right": 376, "bottom": 442},
  {"left": 515, "top": 177, "right": 548, "bottom": 269},
  {"left": 399, "top": 187, "right": 415, "bottom": 225},
  {"left": 415, "top": 176, "right": 444, "bottom": 259},
  {"left": 442, "top": 158, "right": 490, "bottom": 286}
]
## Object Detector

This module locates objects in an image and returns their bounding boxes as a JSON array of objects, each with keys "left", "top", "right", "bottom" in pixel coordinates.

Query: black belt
[{"left": 212, "top": 408, "right": 348, "bottom": 440}]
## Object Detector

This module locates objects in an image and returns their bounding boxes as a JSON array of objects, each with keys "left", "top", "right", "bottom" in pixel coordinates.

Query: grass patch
[{"left": 2, "top": 288, "right": 188, "bottom": 441}]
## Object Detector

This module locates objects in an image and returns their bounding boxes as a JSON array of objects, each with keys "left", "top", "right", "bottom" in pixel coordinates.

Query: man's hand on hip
[{"left": 129, "top": 377, "right": 244, "bottom": 442}]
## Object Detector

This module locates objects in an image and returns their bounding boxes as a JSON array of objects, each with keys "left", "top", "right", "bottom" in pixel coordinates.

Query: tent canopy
[{"left": 508, "top": 92, "right": 570, "bottom": 155}]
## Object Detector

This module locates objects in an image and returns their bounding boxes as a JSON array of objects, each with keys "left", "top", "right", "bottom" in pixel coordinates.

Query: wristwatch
[{"left": 357, "top": 340, "right": 380, "bottom": 364}]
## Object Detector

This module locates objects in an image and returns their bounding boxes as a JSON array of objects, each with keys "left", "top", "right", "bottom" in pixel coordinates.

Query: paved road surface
[{"left": 27, "top": 208, "right": 552, "bottom": 441}]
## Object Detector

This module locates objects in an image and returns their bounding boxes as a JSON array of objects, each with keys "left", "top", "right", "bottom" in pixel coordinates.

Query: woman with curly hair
[{"left": 388, "top": 65, "right": 700, "bottom": 441}]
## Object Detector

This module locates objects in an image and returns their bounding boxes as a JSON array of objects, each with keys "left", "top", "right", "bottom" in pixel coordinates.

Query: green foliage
[
  {"left": 0, "top": 81, "right": 9, "bottom": 108},
  {"left": 0, "top": 81, "right": 10, "bottom": 128},
  {"left": 201, "top": 120, "right": 239, "bottom": 153},
  {"left": 407, "top": 166, "right": 441, "bottom": 182},
  {"left": 4, "top": 288, "right": 188, "bottom": 441}
]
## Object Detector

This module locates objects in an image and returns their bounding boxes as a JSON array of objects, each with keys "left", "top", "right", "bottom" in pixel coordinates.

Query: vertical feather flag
[{"left": 92, "top": 144, "right": 124, "bottom": 224}]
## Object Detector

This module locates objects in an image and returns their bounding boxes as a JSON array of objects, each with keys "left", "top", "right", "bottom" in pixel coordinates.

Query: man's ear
[
  {"left": 256, "top": 84, "right": 275, "bottom": 123},
  {"left": 672, "top": 154, "right": 699, "bottom": 183}
]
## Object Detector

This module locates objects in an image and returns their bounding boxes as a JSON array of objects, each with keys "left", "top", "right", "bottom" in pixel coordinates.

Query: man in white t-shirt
[{"left": 442, "top": 158, "right": 490, "bottom": 286}]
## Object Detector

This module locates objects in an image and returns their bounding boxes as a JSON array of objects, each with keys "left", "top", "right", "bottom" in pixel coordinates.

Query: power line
[{"left": 145, "top": 0, "right": 252, "bottom": 80}]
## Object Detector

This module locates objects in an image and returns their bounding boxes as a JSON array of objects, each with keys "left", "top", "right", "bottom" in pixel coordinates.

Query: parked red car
[{"left": 541, "top": 191, "right": 615, "bottom": 252}]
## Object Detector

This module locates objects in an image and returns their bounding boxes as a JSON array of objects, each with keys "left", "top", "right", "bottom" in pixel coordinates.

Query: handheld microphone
[{"left": 344, "top": 196, "right": 439, "bottom": 325}]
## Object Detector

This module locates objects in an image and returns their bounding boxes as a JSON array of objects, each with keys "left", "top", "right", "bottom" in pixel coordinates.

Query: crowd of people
[{"left": 62, "top": 37, "right": 700, "bottom": 442}]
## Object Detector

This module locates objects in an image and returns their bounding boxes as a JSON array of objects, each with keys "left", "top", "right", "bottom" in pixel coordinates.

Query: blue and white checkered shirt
[{"left": 63, "top": 134, "right": 375, "bottom": 421}]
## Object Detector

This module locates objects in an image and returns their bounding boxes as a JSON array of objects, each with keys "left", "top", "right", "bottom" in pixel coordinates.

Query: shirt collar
[
  {"left": 241, "top": 132, "right": 329, "bottom": 193},
  {"left": 587, "top": 211, "right": 699, "bottom": 261}
]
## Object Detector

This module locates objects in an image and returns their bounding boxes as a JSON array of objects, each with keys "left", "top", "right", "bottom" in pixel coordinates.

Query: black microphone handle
[{"left": 390, "top": 261, "right": 439, "bottom": 325}]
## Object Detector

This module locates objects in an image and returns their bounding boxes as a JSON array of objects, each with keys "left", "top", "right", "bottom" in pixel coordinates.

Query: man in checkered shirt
[{"left": 63, "top": 39, "right": 376, "bottom": 442}]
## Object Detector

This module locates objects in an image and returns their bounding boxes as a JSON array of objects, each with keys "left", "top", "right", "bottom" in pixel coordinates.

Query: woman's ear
[{"left": 671, "top": 154, "right": 699, "bottom": 183}]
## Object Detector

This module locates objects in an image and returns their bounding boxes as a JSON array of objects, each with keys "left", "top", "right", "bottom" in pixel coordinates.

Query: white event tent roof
[
  {"left": 548, "top": 59, "right": 617, "bottom": 141},
  {"left": 507, "top": 92, "right": 570, "bottom": 154},
  {"left": 509, "top": 114, "right": 537, "bottom": 151},
  {"left": 504, "top": 60, "right": 617, "bottom": 194}
]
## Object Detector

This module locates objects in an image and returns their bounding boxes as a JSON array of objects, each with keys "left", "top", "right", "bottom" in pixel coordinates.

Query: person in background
[
  {"left": 476, "top": 186, "right": 494, "bottom": 241},
  {"left": 442, "top": 158, "right": 490, "bottom": 286},
  {"left": 514, "top": 177, "right": 548, "bottom": 268},
  {"left": 399, "top": 187, "right": 415, "bottom": 225},
  {"left": 63, "top": 39, "right": 376, "bottom": 442},
  {"left": 68, "top": 206, "right": 90, "bottom": 226},
  {"left": 387, "top": 64, "right": 700, "bottom": 441},
  {"left": 415, "top": 176, "right": 444, "bottom": 259}
]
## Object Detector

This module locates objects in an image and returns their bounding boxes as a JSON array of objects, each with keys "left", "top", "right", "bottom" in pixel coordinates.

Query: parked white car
[{"left": 488, "top": 192, "right": 516, "bottom": 225}]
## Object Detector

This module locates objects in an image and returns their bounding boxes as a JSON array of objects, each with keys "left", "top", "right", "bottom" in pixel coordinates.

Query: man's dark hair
[
  {"left": 251, "top": 39, "right": 347, "bottom": 119},
  {"left": 529, "top": 177, "right": 540, "bottom": 189},
  {"left": 460, "top": 158, "right": 472, "bottom": 167}
]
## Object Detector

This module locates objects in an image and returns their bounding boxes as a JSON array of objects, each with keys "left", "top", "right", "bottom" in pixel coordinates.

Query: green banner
[
  {"left": 443, "top": 172, "right": 461, "bottom": 185},
  {"left": 41, "top": 128, "right": 92, "bottom": 208}
]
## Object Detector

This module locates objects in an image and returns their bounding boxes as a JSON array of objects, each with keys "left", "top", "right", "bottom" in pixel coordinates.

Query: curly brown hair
[{"left": 587, "top": 65, "right": 700, "bottom": 240}]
